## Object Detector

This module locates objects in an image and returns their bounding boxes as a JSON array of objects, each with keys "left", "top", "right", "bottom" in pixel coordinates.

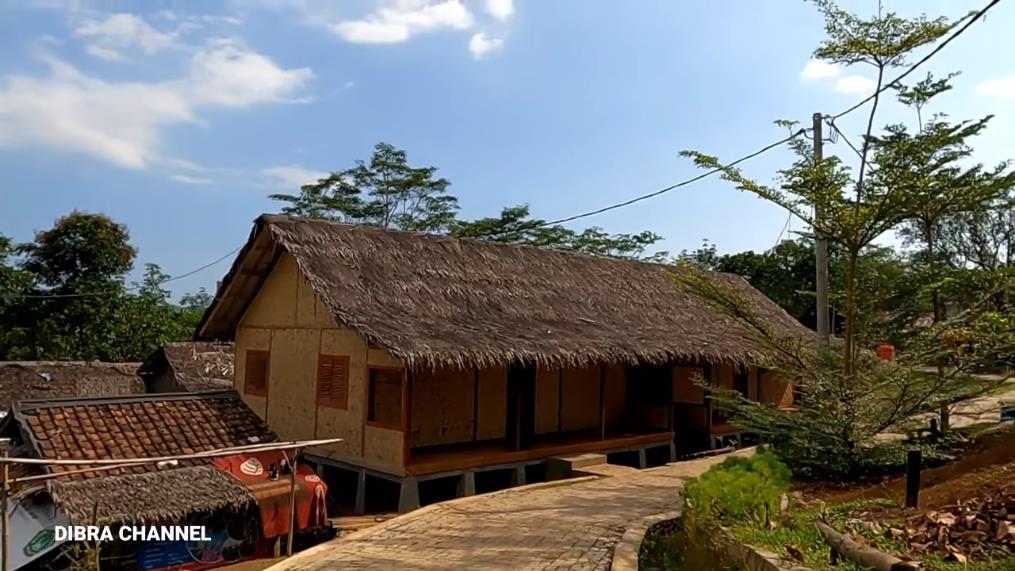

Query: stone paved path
[{"left": 270, "top": 450, "right": 751, "bottom": 571}]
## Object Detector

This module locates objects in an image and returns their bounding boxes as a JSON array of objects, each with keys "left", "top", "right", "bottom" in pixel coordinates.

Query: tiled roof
[
  {"left": 0, "top": 361, "right": 144, "bottom": 410},
  {"left": 14, "top": 391, "right": 277, "bottom": 479}
]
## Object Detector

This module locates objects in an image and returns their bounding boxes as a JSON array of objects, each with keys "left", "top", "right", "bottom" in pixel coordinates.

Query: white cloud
[
  {"left": 333, "top": 0, "right": 473, "bottom": 44},
  {"left": 800, "top": 59, "right": 840, "bottom": 81},
  {"left": 834, "top": 75, "right": 877, "bottom": 95},
  {"left": 170, "top": 174, "right": 213, "bottom": 184},
  {"left": 84, "top": 44, "right": 127, "bottom": 62},
  {"left": 261, "top": 165, "right": 328, "bottom": 189},
  {"left": 0, "top": 42, "right": 312, "bottom": 169},
  {"left": 0, "top": 56, "right": 194, "bottom": 168},
  {"left": 74, "top": 13, "right": 176, "bottom": 61},
  {"left": 185, "top": 39, "right": 313, "bottom": 106},
  {"left": 976, "top": 75, "right": 1015, "bottom": 98},
  {"left": 486, "top": 0, "right": 514, "bottom": 20},
  {"left": 469, "top": 32, "right": 502, "bottom": 59}
]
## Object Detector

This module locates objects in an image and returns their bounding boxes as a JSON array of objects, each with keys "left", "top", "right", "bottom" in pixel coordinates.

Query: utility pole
[{"left": 813, "top": 112, "right": 830, "bottom": 341}]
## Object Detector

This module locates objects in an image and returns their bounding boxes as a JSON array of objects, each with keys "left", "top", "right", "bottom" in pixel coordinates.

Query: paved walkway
[{"left": 269, "top": 450, "right": 751, "bottom": 571}]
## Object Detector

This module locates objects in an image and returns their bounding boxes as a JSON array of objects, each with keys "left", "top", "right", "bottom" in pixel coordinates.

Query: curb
[{"left": 609, "top": 509, "right": 683, "bottom": 571}]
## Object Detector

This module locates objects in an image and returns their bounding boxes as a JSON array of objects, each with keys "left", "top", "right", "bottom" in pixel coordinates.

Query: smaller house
[
  {"left": 0, "top": 361, "right": 144, "bottom": 413},
  {"left": 3, "top": 391, "right": 328, "bottom": 571},
  {"left": 139, "top": 342, "right": 235, "bottom": 393}
]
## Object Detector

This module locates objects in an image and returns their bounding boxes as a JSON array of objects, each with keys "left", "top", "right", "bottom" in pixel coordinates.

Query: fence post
[{"left": 905, "top": 450, "right": 922, "bottom": 508}]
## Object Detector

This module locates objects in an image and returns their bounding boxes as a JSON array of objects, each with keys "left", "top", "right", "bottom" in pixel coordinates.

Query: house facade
[{"left": 197, "top": 215, "right": 803, "bottom": 512}]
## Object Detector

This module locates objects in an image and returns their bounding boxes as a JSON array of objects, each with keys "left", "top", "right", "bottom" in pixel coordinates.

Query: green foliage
[
  {"left": 270, "top": 142, "right": 459, "bottom": 233},
  {"left": 452, "top": 204, "right": 667, "bottom": 260},
  {"left": 1, "top": 213, "right": 211, "bottom": 362},
  {"left": 269, "top": 143, "right": 668, "bottom": 261},
  {"left": 684, "top": 453, "right": 791, "bottom": 525}
]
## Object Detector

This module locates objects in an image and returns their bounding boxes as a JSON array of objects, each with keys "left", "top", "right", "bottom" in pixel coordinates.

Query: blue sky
[{"left": 1, "top": 0, "right": 1013, "bottom": 298}]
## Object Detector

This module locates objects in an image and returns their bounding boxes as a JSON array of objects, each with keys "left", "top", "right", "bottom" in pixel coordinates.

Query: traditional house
[
  {"left": 196, "top": 215, "right": 807, "bottom": 512},
  {"left": 2, "top": 391, "right": 328, "bottom": 571},
  {"left": 0, "top": 361, "right": 144, "bottom": 413},
  {"left": 139, "top": 342, "right": 235, "bottom": 393}
]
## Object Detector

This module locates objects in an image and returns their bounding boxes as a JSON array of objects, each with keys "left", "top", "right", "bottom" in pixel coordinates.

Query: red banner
[{"left": 213, "top": 451, "right": 327, "bottom": 539}]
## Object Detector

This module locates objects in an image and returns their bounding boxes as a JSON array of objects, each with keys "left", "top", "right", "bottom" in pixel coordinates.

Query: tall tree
[
  {"left": 674, "top": 2, "right": 1014, "bottom": 477},
  {"left": 875, "top": 75, "right": 1015, "bottom": 429},
  {"left": 15, "top": 213, "right": 134, "bottom": 360},
  {"left": 451, "top": 204, "right": 666, "bottom": 260},
  {"left": 271, "top": 143, "right": 459, "bottom": 233}
]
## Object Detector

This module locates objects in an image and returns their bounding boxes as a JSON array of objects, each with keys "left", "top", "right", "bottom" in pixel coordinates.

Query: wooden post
[
  {"left": 401, "top": 369, "right": 412, "bottom": 467},
  {"left": 2, "top": 444, "right": 9, "bottom": 571},
  {"left": 905, "top": 450, "right": 921, "bottom": 508},
  {"left": 598, "top": 367, "right": 607, "bottom": 440},
  {"left": 286, "top": 449, "right": 301, "bottom": 556}
]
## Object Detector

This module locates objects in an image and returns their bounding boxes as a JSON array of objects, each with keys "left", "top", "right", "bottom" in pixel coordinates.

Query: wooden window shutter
[
  {"left": 245, "top": 350, "right": 269, "bottom": 397},
  {"left": 317, "top": 355, "right": 350, "bottom": 409}
]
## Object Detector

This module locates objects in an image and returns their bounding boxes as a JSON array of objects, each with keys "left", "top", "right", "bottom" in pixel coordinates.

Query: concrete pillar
[
  {"left": 398, "top": 477, "right": 420, "bottom": 513},
  {"left": 668, "top": 442, "right": 677, "bottom": 463},
  {"left": 511, "top": 466, "right": 526, "bottom": 487},
  {"left": 637, "top": 449, "right": 648, "bottom": 469},
  {"left": 354, "top": 469, "right": 367, "bottom": 515},
  {"left": 457, "top": 470, "right": 476, "bottom": 497}
]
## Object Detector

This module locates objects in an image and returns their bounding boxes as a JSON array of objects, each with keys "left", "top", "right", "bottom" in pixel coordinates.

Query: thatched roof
[
  {"left": 138, "top": 342, "right": 234, "bottom": 392},
  {"left": 0, "top": 361, "right": 144, "bottom": 411},
  {"left": 198, "top": 215, "right": 811, "bottom": 369},
  {"left": 47, "top": 466, "right": 256, "bottom": 525}
]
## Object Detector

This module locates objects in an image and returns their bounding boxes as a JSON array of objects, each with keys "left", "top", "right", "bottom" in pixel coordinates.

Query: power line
[
  {"left": 832, "top": 0, "right": 1002, "bottom": 121},
  {"left": 12, "top": 245, "right": 241, "bottom": 299},
  {"left": 480, "top": 129, "right": 806, "bottom": 238}
]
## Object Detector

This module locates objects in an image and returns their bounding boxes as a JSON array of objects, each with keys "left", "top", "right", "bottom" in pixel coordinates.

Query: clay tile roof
[
  {"left": 0, "top": 361, "right": 144, "bottom": 411},
  {"left": 198, "top": 214, "right": 813, "bottom": 369},
  {"left": 13, "top": 391, "right": 277, "bottom": 480},
  {"left": 138, "top": 342, "right": 235, "bottom": 392}
]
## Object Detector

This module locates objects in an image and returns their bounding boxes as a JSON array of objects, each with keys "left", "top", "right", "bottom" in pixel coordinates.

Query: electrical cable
[{"left": 12, "top": 245, "right": 241, "bottom": 299}]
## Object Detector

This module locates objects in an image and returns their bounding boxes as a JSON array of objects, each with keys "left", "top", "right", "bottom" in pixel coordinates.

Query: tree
[
  {"left": 271, "top": 143, "right": 459, "bottom": 233},
  {"left": 675, "top": 1, "right": 1013, "bottom": 479},
  {"left": 452, "top": 205, "right": 667, "bottom": 260},
  {"left": 14, "top": 213, "right": 134, "bottom": 360},
  {"left": 877, "top": 75, "right": 1015, "bottom": 429},
  {"left": 1, "top": 213, "right": 212, "bottom": 361},
  {"left": 269, "top": 145, "right": 668, "bottom": 260},
  {"left": 0, "top": 234, "right": 31, "bottom": 356}
]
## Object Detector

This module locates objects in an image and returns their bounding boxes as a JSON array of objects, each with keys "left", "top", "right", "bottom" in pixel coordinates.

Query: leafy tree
[
  {"left": 0, "top": 234, "right": 31, "bottom": 356},
  {"left": 1, "top": 213, "right": 213, "bottom": 361},
  {"left": 452, "top": 205, "right": 666, "bottom": 260},
  {"left": 13, "top": 213, "right": 134, "bottom": 360},
  {"left": 676, "top": 1, "right": 1013, "bottom": 478},
  {"left": 270, "top": 146, "right": 668, "bottom": 260},
  {"left": 271, "top": 143, "right": 459, "bottom": 233}
]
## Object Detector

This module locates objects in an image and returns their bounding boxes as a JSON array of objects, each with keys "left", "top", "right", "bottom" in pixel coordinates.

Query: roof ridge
[{"left": 257, "top": 213, "right": 670, "bottom": 270}]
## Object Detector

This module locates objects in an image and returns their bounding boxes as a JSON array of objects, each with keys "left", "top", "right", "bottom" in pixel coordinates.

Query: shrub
[{"left": 683, "top": 453, "right": 791, "bottom": 526}]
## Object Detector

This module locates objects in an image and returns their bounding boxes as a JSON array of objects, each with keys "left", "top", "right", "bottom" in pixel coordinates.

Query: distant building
[
  {"left": 138, "top": 342, "right": 235, "bottom": 393},
  {"left": 2, "top": 391, "right": 328, "bottom": 571},
  {"left": 0, "top": 361, "right": 144, "bottom": 413}
]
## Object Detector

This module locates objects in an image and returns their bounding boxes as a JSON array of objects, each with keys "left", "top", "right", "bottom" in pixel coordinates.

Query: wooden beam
[
  {"left": 472, "top": 368, "right": 480, "bottom": 442},
  {"left": 557, "top": 368, "right": 564, "bottom": 433},
  {"left": 401, "top": 369, "right": 412, "bottom": 467},
  {"left": 598, "top": 367, "right": 607, "bottom": 440},
  {"left": 666, "top": 364, "right": 674, "bottom": 432}
]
